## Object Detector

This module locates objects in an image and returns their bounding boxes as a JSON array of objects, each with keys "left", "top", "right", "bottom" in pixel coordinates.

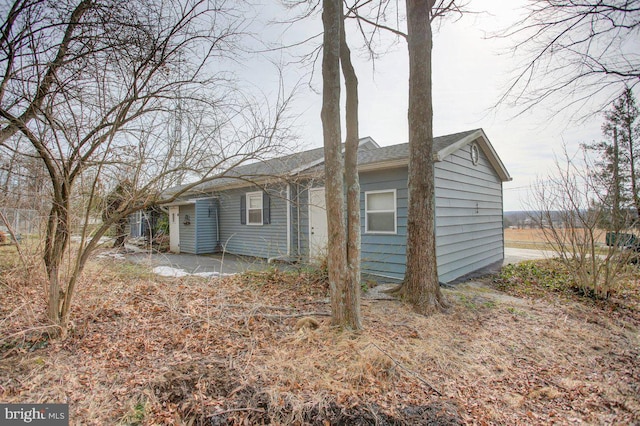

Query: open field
[
  {"left": 1, "top": 245, "right": 639, "bottom": 424},
  {"left": 505, "top": 228, "right": 607, "bottom": 250}
]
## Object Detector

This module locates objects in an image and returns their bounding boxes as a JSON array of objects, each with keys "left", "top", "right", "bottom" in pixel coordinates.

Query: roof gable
[
  {"left": 168, "top": 129, "right": 511, "bottom": 196},
  {"left": 356, "top": 129, "right": 511, "bottom": 182}
]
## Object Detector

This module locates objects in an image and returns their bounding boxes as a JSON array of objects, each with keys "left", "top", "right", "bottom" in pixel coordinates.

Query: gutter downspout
[
  {"left": 215, "top": 199, "right": 221, "bottom": 252},
  {"left": 286, "top": 183, "right": 291, "bottom": 256},
  {"left": 296, "top": 184, "right": 301, "bottom": 260}
]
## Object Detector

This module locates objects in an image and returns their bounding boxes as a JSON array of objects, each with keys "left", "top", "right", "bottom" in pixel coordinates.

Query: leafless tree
[
  {"left": 0, "top": 0, "right": 295, "bottom": 336},
  {"left": 499, "top": 0, "right": 640, "bottom": 118},
  {"left": 321, "top": 0, "right": 362, "bottom": 330},
  {"left": 344, "top": 0, "right": 461, "bottom": 314},
  {"left": 341, "top": 2, "right": 363, "bottom": 329},
  {"left": 528, "top": 146, "right": 633, "bottom": 299},
  {"left": 294, "top": 0, "right": 462, "bottom": 316},
  {"left": 386, "top": 0, "right": 447, "bottom": 314}
]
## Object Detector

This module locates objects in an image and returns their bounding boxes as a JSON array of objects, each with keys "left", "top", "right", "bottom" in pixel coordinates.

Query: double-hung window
[
  {"left": 246, "top": 191, "right": 263, "bottom": 225},
  {"left": 365, "top": 190, "right": 396, "bottom": 234}
]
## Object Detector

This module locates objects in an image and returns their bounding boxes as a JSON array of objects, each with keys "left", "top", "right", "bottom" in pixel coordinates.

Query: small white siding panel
[
  {"left": 290, "top": 184, "right": 300, "bottom": 257},
  {"left": 296, "top": 183, "right": 310, "bottom": 260},
  {"left": 435, "top": 144, "right": 504, "bottom": 283},
  {"left": 296, "top": 179, "right": 325, "bottom": 261}
]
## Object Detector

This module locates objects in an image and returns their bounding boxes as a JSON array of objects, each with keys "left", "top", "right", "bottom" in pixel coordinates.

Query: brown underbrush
[{"left": 1, "top": 246, "right": 638, "bottom": 424}]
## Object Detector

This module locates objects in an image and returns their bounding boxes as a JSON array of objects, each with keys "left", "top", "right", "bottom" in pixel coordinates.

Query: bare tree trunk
[
  {"left": 315, "top": 0, "right": 363, "bottom": 329},
  {"left": 45, "top": 202, "right": 70, "bottom": 327},
  {"left": 340, "top": 4, "right": 362, "bottom": 330},
  {"left": 322, "top": 0, "right": 347, "bottom": 327},
  {"left": 113, "top": 218, "right": 128, "bottom": 248},
  {"left": 394, "top": 0, "right": 447, "bottom": 314},
  {"left": 612, "top": 127, "right": 622, "bottom": 229}
]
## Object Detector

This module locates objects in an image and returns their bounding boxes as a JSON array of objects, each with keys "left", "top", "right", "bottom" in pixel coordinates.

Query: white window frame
[
  {"left": 246, "top": 191, "right": 263, "bottom": 226},
  {"left": 134, "top": 211, "right": 143, "bottom": 235},
  {"left": 365, "top": 189, "right": 397, "bottom": 234}
]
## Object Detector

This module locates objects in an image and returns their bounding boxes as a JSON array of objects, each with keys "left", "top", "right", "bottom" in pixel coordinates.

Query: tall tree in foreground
[
  {"left": 340, "top": 2, "right": 362, "bottom": 329},
  {"left": 321, "top": 0, "right": 362, "bottom": 329},
  {"left": 391, "top": 0, "right": 447, "bottom": 314}
]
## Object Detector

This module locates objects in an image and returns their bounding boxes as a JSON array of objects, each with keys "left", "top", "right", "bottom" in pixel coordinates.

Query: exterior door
[
  {"left": 308, "top": 188, "right": 328, "bottom": 261},
  {"left": 169, "top": 206, "right": 180, "bottom": 253}
]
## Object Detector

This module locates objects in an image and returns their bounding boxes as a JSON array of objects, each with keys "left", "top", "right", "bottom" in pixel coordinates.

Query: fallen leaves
[{"left": 0, "top": 259, "right": 638, "bottom": 424}]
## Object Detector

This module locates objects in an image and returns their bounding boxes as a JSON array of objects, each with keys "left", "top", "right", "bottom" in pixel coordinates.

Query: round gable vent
[{"left": 470, "top": 143, "right": 479, "bottom": 166}]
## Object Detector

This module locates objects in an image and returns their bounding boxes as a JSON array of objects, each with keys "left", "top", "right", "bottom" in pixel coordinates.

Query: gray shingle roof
[
  {"left": 357, "top": 129, "right": 480, "bottom": 167},
  {"left": 165, "top": 145, "right": 325, "bottom": 196},
  {"left": 167, "top": 128, "right": 501, "bottom": 197}
]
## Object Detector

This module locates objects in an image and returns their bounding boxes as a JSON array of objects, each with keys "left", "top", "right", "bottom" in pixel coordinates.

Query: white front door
[
  {"left": 169, "top": 206, "right": 180, "bottom": 253},
  {"left": 308, "top": 188, "right": 328, "bottom": 261}
]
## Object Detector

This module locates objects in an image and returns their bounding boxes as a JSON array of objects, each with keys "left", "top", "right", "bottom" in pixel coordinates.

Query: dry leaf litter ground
[{"left": 0, "top": 245, "right": 639, "bottom": 425}]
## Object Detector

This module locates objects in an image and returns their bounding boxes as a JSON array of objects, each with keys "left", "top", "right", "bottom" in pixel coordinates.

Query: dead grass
[
  {"left": 505, "top": 227, "right": 607, "bottom": 245},
  {"left": 0, "top": 246, "right": 639, "bottom": 425}
]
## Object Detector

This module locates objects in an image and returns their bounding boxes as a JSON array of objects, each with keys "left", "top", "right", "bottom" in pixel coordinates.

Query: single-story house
[
  {"left": 129, "top": 207, "right": 164, "bottom": 240},
  {"left": 164, "top": 128, "right": 512, "bottom": 283}
]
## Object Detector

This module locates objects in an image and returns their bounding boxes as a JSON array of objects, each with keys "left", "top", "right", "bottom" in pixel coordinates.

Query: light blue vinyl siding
[
  {"left": 334, "top": 143, "right": 503, "bottom": 283},
  {"left": 178, "top": 204, "right": 196, "bottom": 254},
  {"left": 435, "top": 144, "right": 504, "bottom": 282},
  {"left": 195, "top": 199, "right": 219, "bottom": 254},
  {"left": 217, "top": 185, "right": 288, "bottom": 258},
  {"left": 175, "top": 140, "right": 504, "bottom": 282},
  {"left": 176, "top": 200, "right": 219, "bottom": 254},
  {"left": 360, "top": 168, "right": 408, "bottom": 279}
]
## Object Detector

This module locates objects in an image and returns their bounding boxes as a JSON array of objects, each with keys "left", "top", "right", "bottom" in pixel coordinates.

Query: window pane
[
  {"left": 367, "top": 192, "right": 394, "bottom": 211},
  {"left": 248, "top": 194, "right": 262, "bottom": 209},
  {"left": 368, "top": 212, "right": 395, "bottom": 232},
  {"left": 248, "top": 209, "right": 262, "bottom": 224}
]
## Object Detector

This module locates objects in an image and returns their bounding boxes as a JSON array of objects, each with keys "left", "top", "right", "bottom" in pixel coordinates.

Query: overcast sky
[{"left": 242, "top": 0, "right": 638, "bottom": 211}]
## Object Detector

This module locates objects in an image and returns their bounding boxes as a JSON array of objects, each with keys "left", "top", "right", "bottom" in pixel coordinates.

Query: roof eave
[
  {"left": 357, "top": 159, "right": 407, "bottom": 172},
  {"left": 435, "top": 129, "right": 512, "bottom": 182}
]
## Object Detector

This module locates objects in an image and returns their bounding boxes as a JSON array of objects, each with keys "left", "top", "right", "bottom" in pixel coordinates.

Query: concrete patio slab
[{"left": 126, "top": 251, "right": 281, "bottom": 276}]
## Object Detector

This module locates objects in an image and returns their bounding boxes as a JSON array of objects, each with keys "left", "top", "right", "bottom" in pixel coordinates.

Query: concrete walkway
[
  {"left": 503, "top": 247, "right": 557, "bottom": 264},
  {"left": 126, "top": 251, "right": 279, "bottom": 276}
]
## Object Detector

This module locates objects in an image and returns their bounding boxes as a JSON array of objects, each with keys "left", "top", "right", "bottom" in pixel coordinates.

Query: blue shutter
[
  {"left": 240, "top": 195, "right": 246, "bottom": 224},
  {"left": 263, "top": 192, "right": 270, "bottom": 224}
]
